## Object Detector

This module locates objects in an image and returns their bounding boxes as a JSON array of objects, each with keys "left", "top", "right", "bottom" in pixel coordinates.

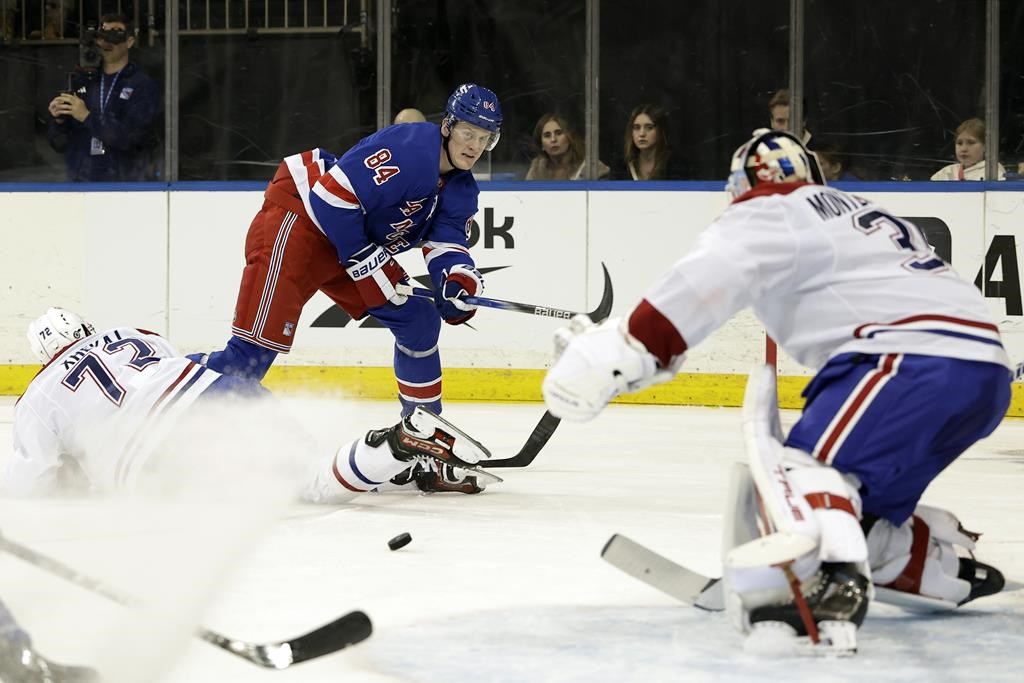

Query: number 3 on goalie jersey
[
  {"left": 61, "top": 337, "right": 160, "bottom": 406},
  {"left": 853, "top": 209, "right": 947, "bottom": 272}
]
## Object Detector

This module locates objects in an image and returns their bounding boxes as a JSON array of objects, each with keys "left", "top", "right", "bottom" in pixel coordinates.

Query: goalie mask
[
  {"left": 726, "top": 129, "right": 825, "bottom": 199},
  {"left": 27, "top": 307, "right": 96, "bottom": 363},
  {"left": 443, "top": 83, "right": 503, "bottom": 152}
]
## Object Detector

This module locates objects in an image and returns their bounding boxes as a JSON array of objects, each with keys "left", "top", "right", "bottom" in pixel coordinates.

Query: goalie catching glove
[
  {"left": 435, "top": 264, "right": 484, "bottom": 325},
  {"left": 865, "top": 505, "right": 1004, "bottom": 608},
  {"left": 346, "top": 244, "right": 409, "bottom": 308},
  {"left": 542, "top": 315, "right": 676, "bottom": 422}
]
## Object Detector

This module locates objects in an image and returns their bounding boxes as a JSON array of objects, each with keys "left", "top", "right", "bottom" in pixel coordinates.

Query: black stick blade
[
  {"left": 201, "top": 610, "right": 373, "bottom": 669},
  {"left": 587, "top": 263, "right": 615, "bottom": 322},
  {"left": 288, "top": 610, "right": 373, "bottom": 665},
  {"left": 484, "top": 411, "right": 561, "bottom": 468}
]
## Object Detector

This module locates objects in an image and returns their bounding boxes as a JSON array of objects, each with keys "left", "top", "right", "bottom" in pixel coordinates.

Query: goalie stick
[
  {"left": 600, "top": 533, "right": 1003, "bottom": 615},
  {"left": 0, "top": 531, "right": 372, "bottom": 669},
  {"left": 396, "top": 262, "right": 614, "bottom": 323},
  {"left": 601, "top": 534, "right": 724, "bottom": 611}
]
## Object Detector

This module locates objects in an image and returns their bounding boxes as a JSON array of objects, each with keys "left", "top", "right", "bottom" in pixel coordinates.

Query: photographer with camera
[{"left": 46, "top": 13, "right": 160, "bottom": 182}]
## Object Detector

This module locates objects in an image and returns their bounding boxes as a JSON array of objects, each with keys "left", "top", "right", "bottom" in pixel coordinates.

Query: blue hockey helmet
[
  {"left": 726, "top": 128, "right": 825, "bottom": 199},
  {"left": 444, "top": 84, "right": 502, "bottom": 151}
]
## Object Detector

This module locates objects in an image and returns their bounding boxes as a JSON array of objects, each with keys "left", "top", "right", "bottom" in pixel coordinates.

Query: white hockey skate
[
  {"left": 370, "top": 407, "right": 502, "bottom": 494},
  {"left": 744, "top": 561, "right": 869, "bottom": 657}
]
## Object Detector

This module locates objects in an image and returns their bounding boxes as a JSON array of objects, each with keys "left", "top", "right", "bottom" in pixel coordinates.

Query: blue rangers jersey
[{"left": 282, "top": 122, "right": 478, "bottom": 291}]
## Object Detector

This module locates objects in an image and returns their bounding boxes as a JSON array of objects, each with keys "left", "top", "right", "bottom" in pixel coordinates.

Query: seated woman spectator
[
  {"left": 525, "top": 113, "right": 609, "bottom": 180},
  {"left": 615, "top": 104, "right": 677, "bottom": 180},
  {"left": 814, "top": 142, "right": 860, "bottom": 181},
  {"left": 931, "top": 118, "right": 1006, "bottom": 180}
]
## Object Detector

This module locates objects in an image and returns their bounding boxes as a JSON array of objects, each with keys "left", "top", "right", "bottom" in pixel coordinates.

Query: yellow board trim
[{"left": 2, "top": 365, "right": 1021, "bottom": 417}]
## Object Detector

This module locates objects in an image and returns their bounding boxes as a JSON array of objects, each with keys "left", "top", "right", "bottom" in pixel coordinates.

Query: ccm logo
[
  {"left": 400, "top": 433, "right": 449, "bottom": 459},
  {"left": 533, "top": 307, "right": 572, "bottom": 319}
]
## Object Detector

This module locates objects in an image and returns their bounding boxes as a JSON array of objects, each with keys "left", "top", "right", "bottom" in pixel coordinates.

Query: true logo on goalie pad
[{"left": 773, "top": 465, "right": 806, "bottom": 522}]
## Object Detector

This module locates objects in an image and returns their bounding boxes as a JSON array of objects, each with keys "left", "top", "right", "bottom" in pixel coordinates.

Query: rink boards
[{"left": 0, "top": 183, "right": 1021, "bottom": 414}]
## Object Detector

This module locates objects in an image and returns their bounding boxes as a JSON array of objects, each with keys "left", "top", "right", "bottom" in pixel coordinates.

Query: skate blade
[
  {"left": 410, "top": 407, "right": 492, "bottom": 463},
  {"left": 461, "top": 465, "right": 503, "bottom": 486},
  {"left": 744, "top": 620, "right": 857, "bottom": 657}
]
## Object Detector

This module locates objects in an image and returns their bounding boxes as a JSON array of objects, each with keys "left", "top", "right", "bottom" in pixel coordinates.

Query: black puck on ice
[{"left": 388, "top": 532, "right": 412, "bottom": 551}]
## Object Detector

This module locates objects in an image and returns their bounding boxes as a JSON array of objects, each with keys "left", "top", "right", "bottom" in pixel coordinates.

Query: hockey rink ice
[{"left": 1, "top": 395, "right": 1022, "bottom": 682}]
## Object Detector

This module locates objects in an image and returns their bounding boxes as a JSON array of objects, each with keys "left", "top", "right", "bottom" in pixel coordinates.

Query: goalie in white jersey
[
  {"left": 7, "top": 308, "right": 496, "bottom": 500},
  {"left": 544, "top": 130, "right": 1012, "bottom": 654}
]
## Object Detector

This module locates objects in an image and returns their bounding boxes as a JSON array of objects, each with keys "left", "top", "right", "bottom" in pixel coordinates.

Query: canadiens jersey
[
  {"left": 628, "top": 182, "right": 1010, "bottom": 372},
  {"left": 5, "top": 328, "right": 218, "bottom": 495},
  {"left": 280, "top": 122, "right": 478, "bottom": 288}
]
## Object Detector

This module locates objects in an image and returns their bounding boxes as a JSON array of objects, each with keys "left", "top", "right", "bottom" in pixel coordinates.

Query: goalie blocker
[{"left": 722, "top": 366, "right": 1004, "bottom": 657}]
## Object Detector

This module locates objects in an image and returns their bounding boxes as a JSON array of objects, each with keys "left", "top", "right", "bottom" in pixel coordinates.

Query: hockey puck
[{"left": 388, "top": 532, "right": 412, "bottom": 551}]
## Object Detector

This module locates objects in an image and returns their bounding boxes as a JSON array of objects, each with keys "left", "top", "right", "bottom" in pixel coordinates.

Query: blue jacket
[{"left": 47, "top": 62, "right": 161, "bottom": 182}]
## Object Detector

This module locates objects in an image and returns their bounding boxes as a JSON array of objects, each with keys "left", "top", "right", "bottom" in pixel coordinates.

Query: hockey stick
[
  {"left": 396, "top": 262, "right": 615, "bottom": 323},
  {"left": 482, "top": 410, "right": 561, "bottom": 469},
  {"left": 0, "top": 532, "right": 372, "bottom": 669},
  {"left": 600, "top": 534, "right": 724, "bottom": 611},
  {"left": 600, "top": 533, "right": 989, "bottom": 615},
  {"left": 404, "top": 265, "right": 615, "bottom": 470}
]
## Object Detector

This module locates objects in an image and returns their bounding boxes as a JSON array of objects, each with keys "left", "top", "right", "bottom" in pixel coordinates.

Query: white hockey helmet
[
  {"left": 27, "top": 307, "right": 96, "bottom": 363},
  {"left": 726, "top": 128, "right": 825, "bottom": 199}
]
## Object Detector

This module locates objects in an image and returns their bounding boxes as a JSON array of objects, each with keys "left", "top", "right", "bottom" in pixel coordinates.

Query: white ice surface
[{"left": 1, "top": 396, "right": 1022, "bottom": 682}]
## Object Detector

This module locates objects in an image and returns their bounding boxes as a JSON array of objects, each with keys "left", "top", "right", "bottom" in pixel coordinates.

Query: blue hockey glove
[{"left": 435, "top": 265, "right": 484, "bottom": 325}]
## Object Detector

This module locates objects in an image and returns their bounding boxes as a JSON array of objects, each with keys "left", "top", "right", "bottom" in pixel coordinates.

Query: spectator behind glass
[
  {"left": 814, "top": 142, "right": 860, "bottom": 181},
  {"left": 768, "top": 88, "right": 812, "bottom": 146},
  {"left": 615, "top": 104, "right": 676, "bottom": 180},
  {"left": 46, "top": 13, "right": 160, "bottom": 182},
  {"left": 394, "top": 108, "right": 427, "bottom": 124},
  {"left": 931, "top": 118, "right": 1006, "bottom": 181},
  {"left": 525, "top": 113, "right": 609, "bottom": 180}
]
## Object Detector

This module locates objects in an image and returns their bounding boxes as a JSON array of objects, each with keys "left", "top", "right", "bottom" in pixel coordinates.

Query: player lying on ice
[
  {"left": 542, "top": 129, "right": 1011, "bottom": 655},
  {"left": 5, "top": 308, "right": 498, "bottom": 501}
]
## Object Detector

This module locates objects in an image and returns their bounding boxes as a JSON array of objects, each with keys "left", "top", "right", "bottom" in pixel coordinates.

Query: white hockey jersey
[
  {"left": 5, "top": 327, "right": 218, "bottom": 495},
  {"left": 629, "top": 182, "right": 1010, "bottom": 371}
]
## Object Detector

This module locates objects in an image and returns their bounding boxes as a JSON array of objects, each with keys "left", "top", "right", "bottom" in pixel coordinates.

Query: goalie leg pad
[
  {"left": 725, "top": 366, "right": 872, "bottom": 647},
  {"left": 865, "top": 504, "right": 1003, "bottom": 607},
  {"left": 786, "top": 461, "right": 867, "bottom": 564}
]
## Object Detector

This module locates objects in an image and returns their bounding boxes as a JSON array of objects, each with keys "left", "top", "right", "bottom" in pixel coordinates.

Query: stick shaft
[
  {"left": 397, "top": 285, "right": 582, "bottom": 319},
  {"left": 395, "top": 261, "right": 614, "bottom": 323}
]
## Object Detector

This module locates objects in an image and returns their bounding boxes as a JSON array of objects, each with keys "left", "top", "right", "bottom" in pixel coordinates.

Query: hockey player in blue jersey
[{"left": 190, "top": 84, "right": 501, "bottom": 417}]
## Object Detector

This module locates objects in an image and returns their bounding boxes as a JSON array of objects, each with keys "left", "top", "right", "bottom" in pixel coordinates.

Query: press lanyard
[{"left": 99, "top": 70, "right": 122, "bottom": 121}]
